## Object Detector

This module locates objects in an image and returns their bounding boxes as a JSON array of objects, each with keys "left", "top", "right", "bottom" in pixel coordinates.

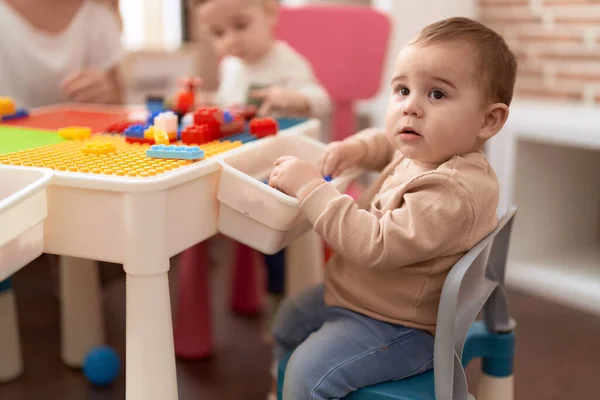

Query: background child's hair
[{"left": 410, "top": 17, "right": 517, "bottom": 106}]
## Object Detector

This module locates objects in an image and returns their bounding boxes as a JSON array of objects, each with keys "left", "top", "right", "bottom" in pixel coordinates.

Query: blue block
[
  {"left": 223, "top": 110, "right": 234, "bottom": 123},
  {"left": 146, "top": 145, "right": 204, "bottom": 160},
  {"left": 146, "top": 97, "right": 165, "bottom": 115},
  {"left": 147, "top": 110, "right": 163, "bottom": 125},
  {"left": 1, "top": 108, "right": 29, "bottom": 121},
  {"left": 324, "top": 175, "right": 332, "bottom": 182},
  {"left": 124, "top": 124, "right": 147, "bottom": 138}
]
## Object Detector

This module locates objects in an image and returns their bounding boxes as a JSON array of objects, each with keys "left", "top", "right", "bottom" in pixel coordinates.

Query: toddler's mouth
[{"left": 399, "top": 127, "right": 421, "bottom": 136}]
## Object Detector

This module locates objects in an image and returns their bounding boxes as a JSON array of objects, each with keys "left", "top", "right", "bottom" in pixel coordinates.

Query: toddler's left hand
[
  {"left": 61, "top": 68, "right": 119, "bottom": 104},
  {"left": 269, "top": 156, "right": 326, "bottom": 202},
  {"left": 250, "top": 86, "right": 310, "bottom": 116}
]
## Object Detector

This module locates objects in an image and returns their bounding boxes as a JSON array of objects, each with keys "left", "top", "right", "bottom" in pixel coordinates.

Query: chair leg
[
  {"left": 230, "top": 243, "right": 263, "bottom": 315},
  {"left": 0, "top": 279, "right": 23, "bottom": 382},
  {"left": 174, "top": 242, "right": 213, "bottom": 359},
  {"left": 464, "top": 321, "right": 515, "bottom": 400},
  {"left": 476, "top": 373, "right": 514, "bottom": 400}
]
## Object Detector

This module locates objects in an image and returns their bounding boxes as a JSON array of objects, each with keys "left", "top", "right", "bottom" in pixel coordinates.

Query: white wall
[
  {"left": 119, "top": 0, "right": 183, "bottom": 51},
  {"left": 282, "top": 0, "right": 477, "bottom": 128}
]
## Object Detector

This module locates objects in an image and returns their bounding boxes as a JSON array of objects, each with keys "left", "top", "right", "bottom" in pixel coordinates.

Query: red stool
[{"left": 174, "top": 241, "right": 213, "bottom": 359}]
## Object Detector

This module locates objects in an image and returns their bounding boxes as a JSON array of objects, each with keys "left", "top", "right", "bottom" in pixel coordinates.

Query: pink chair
[
  {"left": 275, "top": 5, "right": 392, "bottom": 141},
  {"left": 173, "top": 5, "right": 392, "bottom": 360}
]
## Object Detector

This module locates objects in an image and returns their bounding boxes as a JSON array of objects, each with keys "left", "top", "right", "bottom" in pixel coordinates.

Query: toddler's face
[
  {"left": 199, "top": 0, "right": 277, "bottom": 63},
  {"left": 385, "top": 41, "right": 489, "bottom": 164}
]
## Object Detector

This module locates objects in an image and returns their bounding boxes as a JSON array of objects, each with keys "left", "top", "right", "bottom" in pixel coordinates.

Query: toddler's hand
[
  {"left": 250, "top": 86, "right": 310, "bottom": 116},
  {"left": 61, "top": 68, "right": 118, "bottom": 104},
  {"left": 319, "top": 139, "right": 366, "bottom": 178},
  {"left": 269, "top": 156, "right": 326, "bottom": 202}
]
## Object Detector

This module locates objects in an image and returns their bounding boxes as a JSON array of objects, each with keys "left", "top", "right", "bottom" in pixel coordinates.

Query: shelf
[
  {"left": 507, "top": 100, "right": 600, "bottom": 151},
  {"left": 506, "top": 246, "right": 600, "bottom": 316}
]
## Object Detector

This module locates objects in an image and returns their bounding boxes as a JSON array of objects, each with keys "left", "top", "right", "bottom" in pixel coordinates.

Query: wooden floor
[{"left": 1, "top": 243, "right": 599, "bottom": 400}]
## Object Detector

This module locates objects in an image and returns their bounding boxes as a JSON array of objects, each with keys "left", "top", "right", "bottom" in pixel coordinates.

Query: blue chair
[{"left": 278, "top": 207, "right": 518, "bottom": 400}]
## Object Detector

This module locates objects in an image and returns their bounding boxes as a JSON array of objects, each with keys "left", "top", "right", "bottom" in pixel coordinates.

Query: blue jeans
[{"left": 272, "top": 284, "right": 435, "bottom": 400}]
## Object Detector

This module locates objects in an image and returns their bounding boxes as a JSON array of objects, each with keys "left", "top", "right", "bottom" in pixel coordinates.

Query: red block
[
  {"left": 193, "top": 107, "right": 220, "bottom": 125},
  {"left": 125, "top": 136, "right": 155, "bottom": 145},
  {"left": 250, "top": 117, "right": 278, "bottom": 138},
  {"left": 182, "top": 122, "right": 220, "bottom": 145},
  {"left": 105, "top": 120, "right": 138, "bottom": 134}
]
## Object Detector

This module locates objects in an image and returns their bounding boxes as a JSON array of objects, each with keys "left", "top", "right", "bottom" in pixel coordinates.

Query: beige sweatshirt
[{"left": 300, "top": 130, "right": 499, "bottom": 334}]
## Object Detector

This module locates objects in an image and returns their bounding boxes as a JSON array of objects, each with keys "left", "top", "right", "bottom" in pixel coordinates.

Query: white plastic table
[{"left": 0, "top": 115, "right": 357, "bottom": 399}]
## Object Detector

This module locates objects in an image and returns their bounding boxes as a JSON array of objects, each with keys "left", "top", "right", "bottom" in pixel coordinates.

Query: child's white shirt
[
  {"left": 0, "top": 0, "right": 124, "bottom": 108},
  {"left": 217, "top": 41, "right": 331, "bottom": 119}
]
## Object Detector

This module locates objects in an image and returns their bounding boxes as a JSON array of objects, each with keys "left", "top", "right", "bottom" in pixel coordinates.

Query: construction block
[
  {"left": 146, "top": 96, "right": 165, "bottom": 114},
  {"left": 0, "top": 97, "right": 16, "bottom": 117},
  {"left": 105, "top": 120, "right": 138, "bottom": 134},
  {"left": 124, "top": 124, "right": 146, "bottom": 138},
  {"left": 125, "top": 136, "right": 155, "bottom": 145},
  {"left": 0, "top": 134, "right": 199, "bottom": 177},
  {"left": 182, "top": 123, "right": 220, "bottom": 145},
  {"left": 250, "top": 117, "right": 278, "bottom": 138},
  {"left": 144, "top": 126, "right": 156, "bottom": 140},
  {"left": 58, "top": 126, "right": 92, "bottom": 140},
  {"left": 153, "top": 129, "right": 170, "bottom": 145},
  {"left": 1, "top": 108, "right": 29, "bottom": 121},
  {"left": 146, "top": 144, "right": 204, "bottom": 160},
  {"left": 154, "top": 111, "right": 178, "bottom": 136},
  {"left": 81, "top": 141, "right": 117, "bottom": 155},
  {"left": 193, "top": 107, "right": 220, "bottom": 125}
]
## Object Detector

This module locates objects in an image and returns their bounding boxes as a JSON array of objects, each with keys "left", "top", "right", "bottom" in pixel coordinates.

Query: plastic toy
[
  {"left": 250, "top": 117, "right": 278, "bottom": 138},
  {"left": 124, "top": 124, "right": 146, "bottom": 139},
  {"left": 146, "top": 144, "right": 205, "bottom": 160},
  {"left": 173, "top": 77, "right": 202, "bottom": 115},
  {"left": 0, "top": 135, "right": 199, "bottom": 177},
  {"left": 182, "top": 123, "right": 220, "bottom": 145},
  {"left": 154, "top": 111, "right": 178, "bottom": 140},
  {"left": 105, "top": 121, "right": 136, "bottom": 134},
  {"left": 82, "top": 346, "right": 120, "bottom": 386},
  {"left": 146, "top": 96, "right": 165, "bottom": 115},
  {"left": 81, "top": 141, "right": 117, "bottom": 155},
  {"left": 0, "top": 97, "right": 16, "bottom": 117},
  {"left": 1, "top": 109, "right": 29, "bottom": 121},
  {"left": 58, "top": 126, "right": 92, "bottom": 140}
]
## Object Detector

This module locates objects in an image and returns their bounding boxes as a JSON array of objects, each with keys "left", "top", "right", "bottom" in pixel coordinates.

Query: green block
[{"left": 0, "top": 126, "right": 65, "bottom": 154}]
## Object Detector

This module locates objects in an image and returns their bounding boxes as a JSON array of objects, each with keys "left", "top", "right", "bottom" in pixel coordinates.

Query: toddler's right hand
[{"left": 319, "top": 139, "right": 366, "bottom": 178}]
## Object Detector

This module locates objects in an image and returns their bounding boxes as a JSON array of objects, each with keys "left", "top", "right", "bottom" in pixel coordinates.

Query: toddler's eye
[
  {"left": 234, "top": 21, "right": 248, "bottom": 31},
  {"left": 429, "top": 90, "right": 445, "bottom": 100},
  {"left": 396, "top": 86, "right": 409, "bottom": 96}
]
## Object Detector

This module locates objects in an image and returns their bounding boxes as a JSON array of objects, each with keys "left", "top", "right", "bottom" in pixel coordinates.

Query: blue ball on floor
[{"left": 83, "top": 346, "right": 120, "bottom": 386}]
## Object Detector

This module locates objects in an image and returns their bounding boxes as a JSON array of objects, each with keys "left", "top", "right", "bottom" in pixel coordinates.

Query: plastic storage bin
[
  {"left": 216, "top": 134, "right": 360, "bottom": 254},
  {"left": 0, "top": 165, "right": 53, "bottom": 280}
]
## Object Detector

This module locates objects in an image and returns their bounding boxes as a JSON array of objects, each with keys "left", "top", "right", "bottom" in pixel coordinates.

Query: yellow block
[
  {"left": 58, "top": 126, "right": 92, "bottom": 140},
  {"left": 0, "top": 96, "right": 16, "bottom": 117}
]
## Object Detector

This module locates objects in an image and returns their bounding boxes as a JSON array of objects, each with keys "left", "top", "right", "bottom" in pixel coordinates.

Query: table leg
[
  {"left": 124, "top": 192, "right": 177, "bottom": 400},
  {"left": 60, "top": 256, "right": 104, "bottom": 367}
]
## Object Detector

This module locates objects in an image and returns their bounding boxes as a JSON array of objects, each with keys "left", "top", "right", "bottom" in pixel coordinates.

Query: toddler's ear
[
  {"left": 478, "top": 103, "right": 509, "bottom": 141},
  {"left": 264, "top": 0, "right": 280, "bottom": 23}
]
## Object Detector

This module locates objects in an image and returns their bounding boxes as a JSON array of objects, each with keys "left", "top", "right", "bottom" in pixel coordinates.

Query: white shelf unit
[{"left": 488, "top": 100, "right": 600, "bottom": 316}]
